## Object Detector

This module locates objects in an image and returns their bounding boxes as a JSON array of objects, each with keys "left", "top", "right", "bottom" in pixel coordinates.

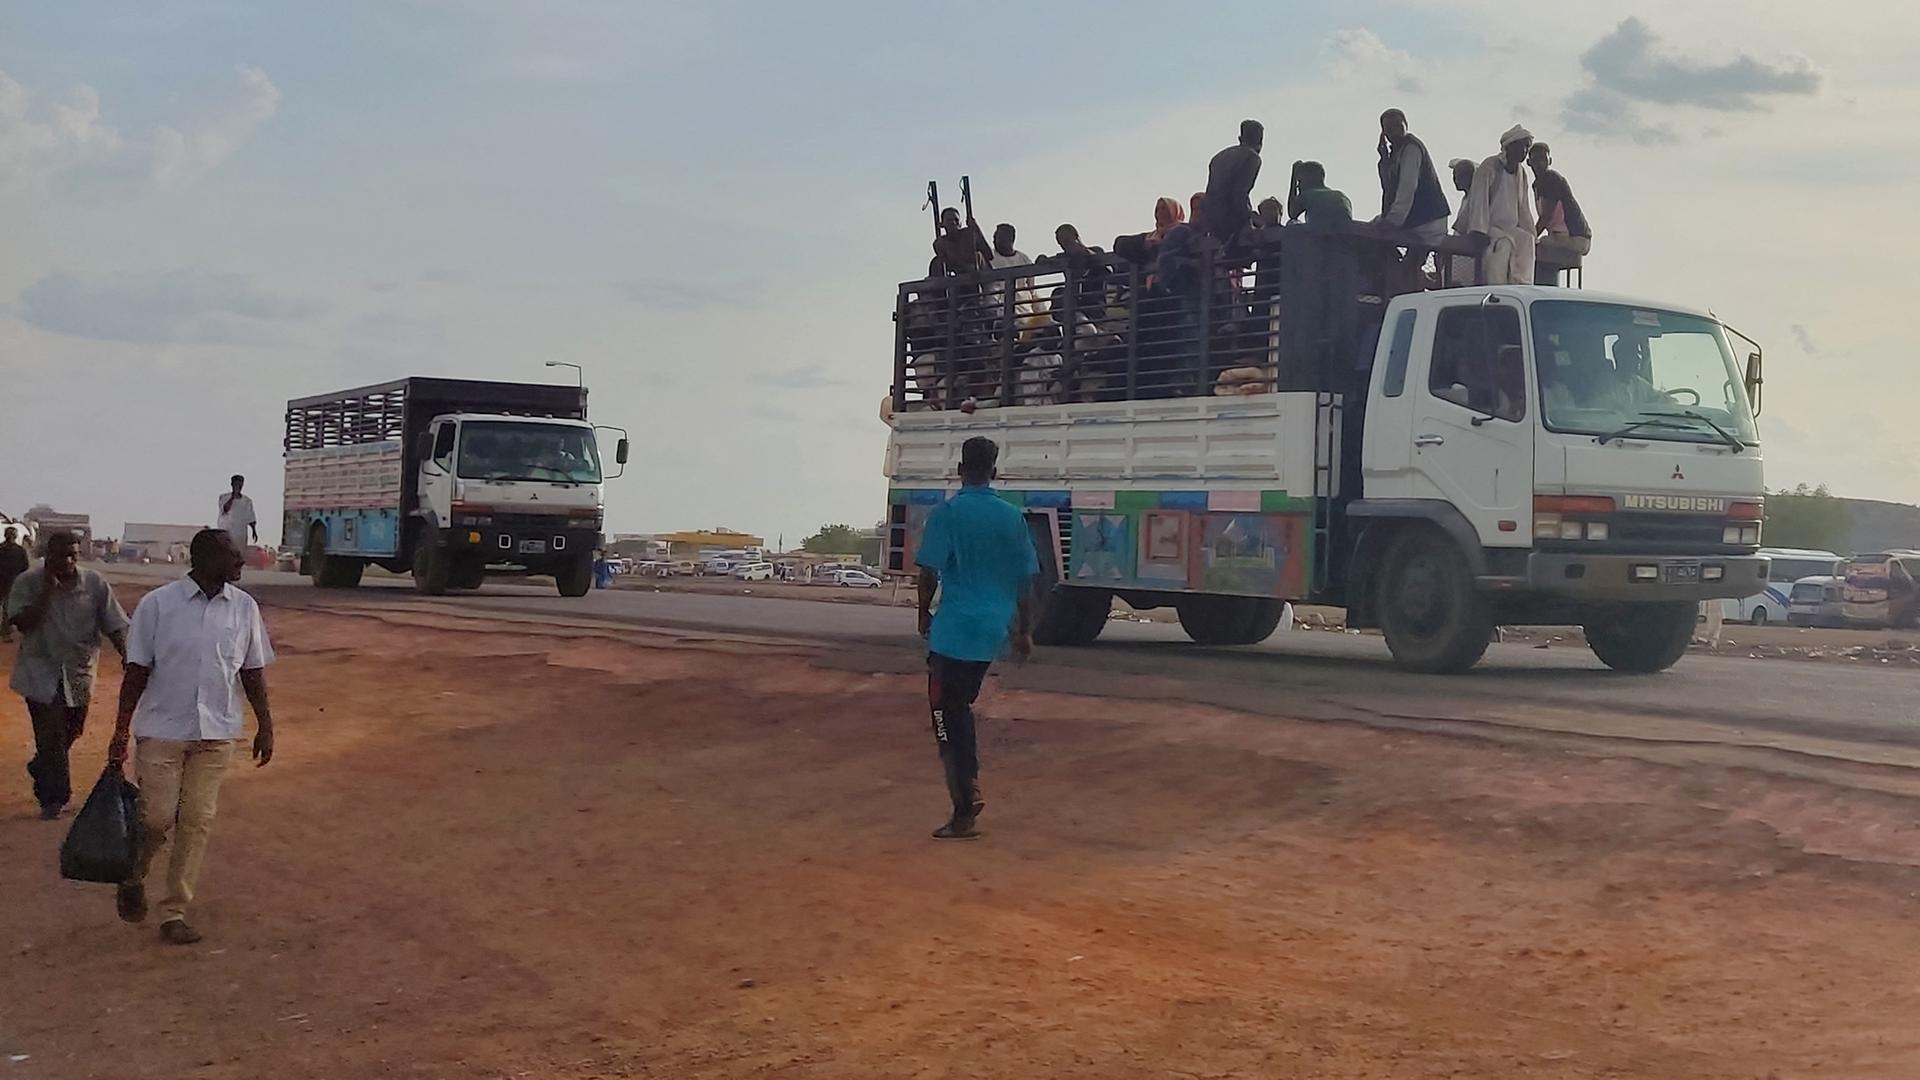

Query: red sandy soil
[{"left": 2, "top": 603, "right": 1918, "bottom": 1078}]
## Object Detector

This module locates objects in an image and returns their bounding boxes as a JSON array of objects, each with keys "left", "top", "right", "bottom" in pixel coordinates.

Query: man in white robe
[{"left": 1464, "top": 125, "right": 1537, "bottom": 285}]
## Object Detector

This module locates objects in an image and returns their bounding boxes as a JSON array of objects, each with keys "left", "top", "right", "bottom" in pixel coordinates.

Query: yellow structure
[{"left": 654, "top": 529, "right": 766, "bottom": 550}]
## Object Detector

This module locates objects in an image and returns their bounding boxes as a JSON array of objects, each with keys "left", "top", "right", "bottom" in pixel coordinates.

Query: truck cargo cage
[{"left": 892, "top": 227, "right": 1525, "bottom": 415}]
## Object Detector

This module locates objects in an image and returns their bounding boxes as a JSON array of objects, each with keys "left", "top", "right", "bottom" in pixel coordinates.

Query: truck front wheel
[
  {"left": 1177, "top": 596, "right": 1285, "bottom": 646},
  {"left": 413, "top": 528, "right": 452, "bottom": 596},
  {"left": 307, "top": 528, "right": 363, "bottom": 589},
  {"left": 1377, "top": 530, "right": 1493, "bottom": 674},
  {"left": 556, "top": 550, "right": 594, "bottom": 597},
  {"left": 1032, "top": 587, "right": 1110, "bottom": 646},
  {"left": 1583, "top": 602, "right": 1696, "bottom": 673}
]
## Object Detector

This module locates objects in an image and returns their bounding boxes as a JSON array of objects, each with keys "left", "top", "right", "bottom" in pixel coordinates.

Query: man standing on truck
[
  {"left": 915, "top": 436, "right": 1039, "bottom": 841},
  {"left": 216, "top": 474, "right": 258, "bottom": 551},
  {"left": 1203, "top": 120, "right": 1263, "bottom": 247}
]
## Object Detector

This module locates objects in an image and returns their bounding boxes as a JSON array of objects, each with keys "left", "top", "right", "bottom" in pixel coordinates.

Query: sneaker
[
  {"left": 932, "top": 817, "right": 980, "bottom": 841},
  {"left": 159, "top": 919, "right": 202, "bottom": 945},
  {"left": 116, "top": 883, "right": 148, "bottom": 924},
  {"left": 38, "top": 804, "right": 64, "bottom": 821}
]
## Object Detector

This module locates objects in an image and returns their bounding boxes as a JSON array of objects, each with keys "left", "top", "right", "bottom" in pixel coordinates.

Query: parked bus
[{"left": 1722, "top": 547, "right": 1843, "bottom": 626}]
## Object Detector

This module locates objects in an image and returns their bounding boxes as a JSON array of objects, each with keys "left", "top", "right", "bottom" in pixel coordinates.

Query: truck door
[
  {"left": 1407, "top": 300, "right": 1533, "bottom": 546},
  {"left": 419, "top": 419, "right": 458, "bottom": 524}
]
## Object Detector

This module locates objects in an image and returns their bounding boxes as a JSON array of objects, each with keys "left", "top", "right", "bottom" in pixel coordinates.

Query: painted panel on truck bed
[{"left": 888, "top": 487, "right": 1310, "bottom": 600}]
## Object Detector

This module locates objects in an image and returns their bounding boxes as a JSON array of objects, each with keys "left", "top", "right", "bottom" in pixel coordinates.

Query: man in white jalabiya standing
[
  {"left": 215, "top": 474, "right": 258, "bottom": 552},
  {"left": 109, "top": 528, "right": 276, "bottom": 946}
]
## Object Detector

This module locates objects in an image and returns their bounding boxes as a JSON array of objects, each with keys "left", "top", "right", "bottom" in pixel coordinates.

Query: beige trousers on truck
[{"left": 130, "top": 738, "right": 238, "bottom": 924}]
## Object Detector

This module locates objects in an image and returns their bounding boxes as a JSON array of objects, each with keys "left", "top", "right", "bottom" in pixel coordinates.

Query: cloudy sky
[{"left": 1, "top": 2, "right": 1910, "bottom": 544}]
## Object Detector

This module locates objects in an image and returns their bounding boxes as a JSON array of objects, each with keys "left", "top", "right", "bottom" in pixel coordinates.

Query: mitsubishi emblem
[{"left": 1671, "top": 464, "right": 1685, "bottom": 481}]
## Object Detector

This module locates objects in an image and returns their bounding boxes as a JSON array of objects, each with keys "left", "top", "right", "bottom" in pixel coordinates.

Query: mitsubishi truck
[
  {"left": 284, "top": 377, "right": 628, "bottom": 596},
  {"left": 883, "top": 229, "right": 1768, "bottom": 673}
]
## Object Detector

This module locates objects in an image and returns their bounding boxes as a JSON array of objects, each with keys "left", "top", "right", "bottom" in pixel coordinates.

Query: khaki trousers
[{"left": 130, "top": 739, "right": 238, "bottom": 924}]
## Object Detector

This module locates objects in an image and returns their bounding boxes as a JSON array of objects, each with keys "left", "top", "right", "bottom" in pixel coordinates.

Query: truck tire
[
  {"left": 1033, "top": 587, "right": 1110, "bottom": 646},
  {"left": 1177, "top": 596, "right": 1285, "bottom": 646},
  {"left": 556, "top": 550, "right": 594, "bottom": 597},
  {"left": 307, "top": 528, "right": 363, "bottom": 589},
  {"left": 1584, "top": 602, "right": 1697, "bottom": 673},
  {"left": 413, "top": 528, "right": 452, "bottom": 596},
  {"left": 1377, "top": 529, "right": 1493, "bottom": 674}
]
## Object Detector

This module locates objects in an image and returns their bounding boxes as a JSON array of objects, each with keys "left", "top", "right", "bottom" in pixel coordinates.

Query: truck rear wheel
[
  {"left": 1177, "top": 596, "right": 1285, "bottom": 646},
  {"left": 1032, "top": 587, "right": 1110, "bottom": 646},
  {"left": 1584, "top": 602, "right": 1696, "bottom": 673},
  {"left": 413, "top": 528, "right": 452, "bottom": 596},
  {"left": 556, "top": 550, "right": 594, "bottom": 597},
  {"left": 1378, "top": 530, "right": 1493, "bottom": 674},
  {"left": 307, "top": 528, "right": 363, "bottom": 589}
]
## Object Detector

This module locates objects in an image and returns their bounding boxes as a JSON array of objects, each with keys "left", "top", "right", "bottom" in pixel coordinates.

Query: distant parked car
[
  {"left": 832, "top": 569, "right": 883, "bottom": 588},
  {"left": 703, "top": 559, "right": 736, "bottom": 576},
  {"left": 673, "top": 560, "right": 697, "bottom": 576},
  {"left": 733, "top": 561, "right": 774, "bottom": 582},
  {"left": 1787, "top": 575, "right": 1847, "bottom": 628}
]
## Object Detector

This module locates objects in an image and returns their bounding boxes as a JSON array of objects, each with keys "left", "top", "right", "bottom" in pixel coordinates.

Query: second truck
[{"left": 285, "top": 377, "right": 628, "bottom": 597}]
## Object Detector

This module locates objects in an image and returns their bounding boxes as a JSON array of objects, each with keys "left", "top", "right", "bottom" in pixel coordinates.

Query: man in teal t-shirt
[{"left": 915, "top": 437, "right": 1040, "bottom": 840}]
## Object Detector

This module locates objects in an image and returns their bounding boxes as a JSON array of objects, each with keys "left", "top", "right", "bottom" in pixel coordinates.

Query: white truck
[
  {"left": 285, "top": 377, "right": 627, "bottom": 596},
  {"left": 884, "top": 232, "right": 1768, "bottom": 673}
]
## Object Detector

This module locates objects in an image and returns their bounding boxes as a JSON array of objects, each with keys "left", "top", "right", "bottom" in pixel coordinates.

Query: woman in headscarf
[{"left": 1148, "top": 196, "right": 1186, "bottom": 244}]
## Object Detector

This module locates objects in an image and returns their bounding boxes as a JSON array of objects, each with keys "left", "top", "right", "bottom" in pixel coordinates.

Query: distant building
[{"left": 24, "top": 505, "right": 92, "bottom": 550}]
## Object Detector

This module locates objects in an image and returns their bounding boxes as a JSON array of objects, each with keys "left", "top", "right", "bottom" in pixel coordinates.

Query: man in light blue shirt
[{"left": 915, "top": 437, "right": 1040, "bottom": 840}]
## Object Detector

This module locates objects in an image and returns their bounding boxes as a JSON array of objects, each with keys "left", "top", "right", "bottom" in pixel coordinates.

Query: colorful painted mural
[{"left": 888, "top": 487, "right": 1315, "bottom": 600}]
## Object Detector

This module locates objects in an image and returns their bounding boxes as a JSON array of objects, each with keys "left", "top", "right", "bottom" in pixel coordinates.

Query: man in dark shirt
[
  {"left": 0, "top": 527, "right": 27, "bottom": 643},
  {"left": 932, "top": 208, "right": 992, "bottom": 277},
  {"left": 1529, "top": 142, "right": 1591, "bottom": 284},
  {"left": 1204, "top": 120, "right": 1264, "bottom": 247}
]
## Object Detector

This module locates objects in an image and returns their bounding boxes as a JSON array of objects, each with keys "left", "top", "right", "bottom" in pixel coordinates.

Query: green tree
[
  {"left": 802, "top": 524, "right": 863, "bottom": 555},
  {"left": 1765, "top": 484, "right": 1850, "bottom": 551}
]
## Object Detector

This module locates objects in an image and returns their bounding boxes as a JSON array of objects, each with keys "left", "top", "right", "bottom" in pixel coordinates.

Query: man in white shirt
[
  {"left": 215, "top": 474, "right": 257, "bottom": 551},
  {"left": 108, "top": 528, "right": 275, "bottom": 945}
]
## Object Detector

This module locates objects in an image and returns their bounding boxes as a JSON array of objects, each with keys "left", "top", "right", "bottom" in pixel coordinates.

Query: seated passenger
[{"left": 1286, "top": 161, "right": 1353, "bottom": 231}]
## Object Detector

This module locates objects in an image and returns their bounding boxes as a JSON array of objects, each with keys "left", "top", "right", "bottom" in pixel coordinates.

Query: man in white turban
[{"left": 1464, "top": 125, "right": 1537, "bottom": 285}]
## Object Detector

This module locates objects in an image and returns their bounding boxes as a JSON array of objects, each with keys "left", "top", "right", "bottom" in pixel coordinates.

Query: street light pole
[{"left": 545, "top": 360, "right": 583, "bottom": 387}]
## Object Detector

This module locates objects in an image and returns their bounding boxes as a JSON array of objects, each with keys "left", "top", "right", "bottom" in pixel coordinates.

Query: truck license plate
[
  {"left": 1662, "top": 561, "right": 1701, "bottom": 584},
  {"left": 519, "top": 539, "right": 547, "bottom": 554}
]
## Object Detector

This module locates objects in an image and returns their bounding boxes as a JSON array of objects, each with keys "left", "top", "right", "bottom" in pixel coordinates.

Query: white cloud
[
  {"left": 1323, "top": 29, "right": 1424, "bottom": 94},
  {"left": 15, "top": 269, "right": 322, "bottom": 346},
  {"left": 0, "top": 64, "right": 278, "bottom": 197}
]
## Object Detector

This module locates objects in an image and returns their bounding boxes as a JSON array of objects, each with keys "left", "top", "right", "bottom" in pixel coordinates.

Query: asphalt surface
[{"left": 108, "top": 565, "right": 1920, "bottom": 761}]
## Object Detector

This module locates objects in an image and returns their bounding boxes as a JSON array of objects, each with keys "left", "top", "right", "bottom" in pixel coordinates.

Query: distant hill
[{"left": 1841, "top": 497, "right": 1920, "bottom": 554}]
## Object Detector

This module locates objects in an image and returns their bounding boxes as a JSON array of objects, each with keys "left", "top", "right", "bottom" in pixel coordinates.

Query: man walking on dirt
[
  {"left": 5, "top": 530, "right": 130, "bottom": 819},
  {"left": 108, "top": 528, "right": 275, "bottom": 945},
  {"left": 916, "top": 436, "right": 1039, "bottom": 840},
  {"left": 216, "top": 475, "right": 257, "bottom": 552},
  {"left": 0, "top": 526, "right": 28, "bottom": 643}
]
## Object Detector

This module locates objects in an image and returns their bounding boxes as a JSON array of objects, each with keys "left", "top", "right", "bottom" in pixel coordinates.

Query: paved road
[{"left": 109, "top": 565, "right": 1920, "bottom": 756}]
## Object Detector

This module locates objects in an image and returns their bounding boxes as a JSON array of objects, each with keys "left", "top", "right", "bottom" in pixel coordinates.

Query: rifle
[{"left": 924, "top": 180, "right": 941, "bottom": 239}]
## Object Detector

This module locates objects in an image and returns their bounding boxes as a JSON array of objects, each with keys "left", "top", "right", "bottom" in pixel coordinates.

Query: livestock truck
[
  {"left": 883, "top": 228, "right": 1769, "bottom": 673},
  {"left": 285, "top": 377, "right": 628, "bottom": 597}
]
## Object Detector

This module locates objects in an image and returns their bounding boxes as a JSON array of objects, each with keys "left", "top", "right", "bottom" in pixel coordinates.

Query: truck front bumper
[
  {"left": 1514, "top": 552, "right": 1769, "bottom": 602},
  {"left": 447, "top": 518, "right": 599, "bottom": 564}
]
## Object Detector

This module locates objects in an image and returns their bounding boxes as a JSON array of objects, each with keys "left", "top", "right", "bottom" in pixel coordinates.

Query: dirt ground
[{"left": 4, "top": 603, "right": 1920, "bottom": 1078}]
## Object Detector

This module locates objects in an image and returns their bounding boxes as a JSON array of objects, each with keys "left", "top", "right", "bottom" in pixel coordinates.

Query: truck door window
[
  {"left": 1381, "top": 310, "right": 1417, "bottom": 397},
  {"left": 1428, "top": 306, "right": 1525, "bottom": 422},
  {"left": 432, "top": 424, "right": 457, "bottom": 466}
]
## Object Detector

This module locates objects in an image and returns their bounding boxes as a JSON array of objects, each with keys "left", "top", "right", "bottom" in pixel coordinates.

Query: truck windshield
[
  {"left": 1530, "top": 301, "right": 1757, "bottom": 447},
  {"left": 456, "top": 422, "right": 602, "bottom": 483}
]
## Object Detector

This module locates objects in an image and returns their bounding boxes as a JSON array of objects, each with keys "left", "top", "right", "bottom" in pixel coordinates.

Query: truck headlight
[
  {"left": 1723, "top": 525, "right": 1741, "bottom": 544},
  {"left": 1560, "top": 520, "right": 1584, "bottom": 540},
  {"left": 1585, "top": 522, "right": 1608, "bottom": 542},
  {"left": 1740, "top": 525, "right": 1761, "bottom": 544}
]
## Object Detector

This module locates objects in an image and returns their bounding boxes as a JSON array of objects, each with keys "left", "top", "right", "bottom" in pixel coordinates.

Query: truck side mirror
[
  {"left": 616, "top": 438, "right": 630, "bottom": 466},
  {"left": 1744, "top": 351, "right": 1763, "bottom": 416}
]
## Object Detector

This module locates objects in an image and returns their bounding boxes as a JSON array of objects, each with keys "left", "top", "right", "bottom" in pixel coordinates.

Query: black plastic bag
[{"left": 60, "top": 768, "right": 141, "bottom": 884}]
